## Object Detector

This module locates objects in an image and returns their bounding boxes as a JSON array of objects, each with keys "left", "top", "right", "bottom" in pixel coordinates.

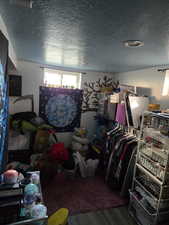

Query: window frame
[{"left": 43, "top": 68, "right": 81, "bottom": 89}]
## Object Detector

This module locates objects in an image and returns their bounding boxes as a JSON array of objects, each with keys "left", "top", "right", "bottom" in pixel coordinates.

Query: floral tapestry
[{"left": 39, "top": 86, "right": 83, "bottom": 132}]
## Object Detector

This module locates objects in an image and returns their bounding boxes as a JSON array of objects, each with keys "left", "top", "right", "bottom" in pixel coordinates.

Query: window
[{"left": 44, "top": 68, "right": 81, "bottom": 89}]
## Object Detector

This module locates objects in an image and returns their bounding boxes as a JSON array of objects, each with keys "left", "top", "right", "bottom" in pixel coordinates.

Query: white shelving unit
[{"left": 129, "top": 111, "right": 169, "bottom": 225}]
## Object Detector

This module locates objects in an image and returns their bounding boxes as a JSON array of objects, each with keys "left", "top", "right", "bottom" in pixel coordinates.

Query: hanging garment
[
  {"left": 125, "top": 94, "right": 134, "bottom": 126},
  {"left": 115, "top": 140, "right": 137, "bottom": 183},
  {"left": 106, "top": 134, "right": 135, "bottom": 174},
  {"left": 115, "top": 103, "right": 126, "bottom": 125},
  {"left": 105, "top": 130, "right": 137, "bottom": 193},
  {"left": 120, "top": 146, "right": 137, "bottom": 197},
  {"left": 104, "top": 126, "right": 124, "bottom": 176},
  {"left": 107, "top": 102, "right": 117, "bottom": 121}
]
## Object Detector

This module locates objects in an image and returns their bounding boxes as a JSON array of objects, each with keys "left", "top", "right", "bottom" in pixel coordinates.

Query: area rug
[{"left": 42, "top": 174, "right": 128, "bottom": 216}]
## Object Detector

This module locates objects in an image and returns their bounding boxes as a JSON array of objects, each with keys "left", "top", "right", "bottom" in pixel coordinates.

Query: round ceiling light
[{"left": 123, "top": 40, "right": 144, "bottom": 48}]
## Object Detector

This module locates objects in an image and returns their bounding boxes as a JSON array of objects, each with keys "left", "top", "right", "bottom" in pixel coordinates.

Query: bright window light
[
  {"left": 44, "top": 68, "right": 81, "bottom": 89},
  {"left": 162, "top": 70, "right": 169, "bottom": 96},
  {"left": 44, "top": 71, "right": 62, "bottom": 86},
  {"left": 62, "top": 74, "right": 77, "bottom": 87}
]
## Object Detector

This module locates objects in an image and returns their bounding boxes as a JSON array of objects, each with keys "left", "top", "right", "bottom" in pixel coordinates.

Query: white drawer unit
[{"left": 129, "top": 111, "right": 169, "bottom": 225}]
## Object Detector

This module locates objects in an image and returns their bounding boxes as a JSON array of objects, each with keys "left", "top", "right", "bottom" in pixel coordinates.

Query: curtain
[{"left": 0, "top": 31, "right": 8, "bottom": 173}]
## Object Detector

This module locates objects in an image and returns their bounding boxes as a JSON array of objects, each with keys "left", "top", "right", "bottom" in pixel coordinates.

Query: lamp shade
[{"left": 162, "top": 70, "right": 169, "bottom": 96}]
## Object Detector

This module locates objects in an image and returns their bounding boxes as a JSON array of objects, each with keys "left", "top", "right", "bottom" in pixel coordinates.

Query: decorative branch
[{"left": 82, "top": 76, "right": 119, "bottom": 113}]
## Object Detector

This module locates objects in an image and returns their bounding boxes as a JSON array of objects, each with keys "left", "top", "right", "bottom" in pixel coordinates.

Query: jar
[{"left": 3, "top": 169, "right": 18, "bottom": 184}]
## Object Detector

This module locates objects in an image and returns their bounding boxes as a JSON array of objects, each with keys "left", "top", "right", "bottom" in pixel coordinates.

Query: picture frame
[{"left": 9, "top": 75, "right": 22, "bottom": 96}]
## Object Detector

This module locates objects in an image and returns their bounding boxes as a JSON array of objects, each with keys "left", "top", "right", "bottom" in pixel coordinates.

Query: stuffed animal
[{"left": 71, "top": 128, "right": 89, "bottom": 156}]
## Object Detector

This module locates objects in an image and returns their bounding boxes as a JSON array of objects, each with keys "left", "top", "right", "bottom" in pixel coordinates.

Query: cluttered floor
[
  {"left": 5, "top": 95, "right": 138, "bottom": 224},
  {"left": 43, "top": 172, "right": 137, "bottom": 225}
]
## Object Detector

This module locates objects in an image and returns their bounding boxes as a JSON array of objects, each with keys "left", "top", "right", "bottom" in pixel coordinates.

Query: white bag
[
  {"left": 74, "top": 152, "right": 99, "bottom": 178},
  {"left": 86, "top": 159, "right": 99, "bottom": 177},
  {"left": 74, "top": 152, "right": 87, "bottom": 178}
]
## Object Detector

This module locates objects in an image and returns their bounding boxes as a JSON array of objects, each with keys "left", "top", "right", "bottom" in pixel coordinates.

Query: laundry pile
[{"left": 8, "top": 114, "right": 100, "bottom": 181}]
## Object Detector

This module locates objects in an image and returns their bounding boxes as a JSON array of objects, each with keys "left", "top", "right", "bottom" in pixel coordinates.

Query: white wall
[
  {"left": 16, "top": 60, "right": 115, "bottom": 147},
  {"left": 115, "top": 67, "right": 169, "bottom": 109},
  {"left": 0, "top": 14, "right": 17, "bottom": 68}
]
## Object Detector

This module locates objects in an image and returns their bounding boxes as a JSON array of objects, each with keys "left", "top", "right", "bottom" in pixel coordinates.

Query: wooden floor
[{"left": 69, "top": 207, "right": 137, "bottom": 225}]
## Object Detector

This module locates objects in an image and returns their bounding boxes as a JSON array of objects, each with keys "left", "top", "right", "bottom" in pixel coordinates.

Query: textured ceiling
[{"left": 1, "top": 0, "right": 169, "bottom": 72}]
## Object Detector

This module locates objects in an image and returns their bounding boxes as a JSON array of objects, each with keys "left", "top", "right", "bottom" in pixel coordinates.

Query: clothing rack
[
  {"left": 105, "top": 122, "right": 138, "bottom": 197},
  {"left": 98, "top": 88, "right": 145, "bottom": 197},
  {"left": 107, "top": 123, "right": 138, "bottom": 139}
]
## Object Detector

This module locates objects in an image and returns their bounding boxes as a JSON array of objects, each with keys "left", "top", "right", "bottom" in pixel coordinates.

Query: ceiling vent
[{"left": 10, "top": 0, "right": 33, "bottom": 8}]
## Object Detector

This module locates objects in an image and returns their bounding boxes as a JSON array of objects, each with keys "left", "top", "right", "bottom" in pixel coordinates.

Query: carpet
[{"left": 42, "top": 173, "right": 127, "bottom": 216}]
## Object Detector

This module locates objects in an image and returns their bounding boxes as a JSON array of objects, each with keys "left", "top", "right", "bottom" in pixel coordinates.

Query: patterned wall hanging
[
  {"left": 0, "top": 31, "right": 8, "bottom": 173},
  {"left": 39, "top": 86, "right": 83, "bottom": 132}
]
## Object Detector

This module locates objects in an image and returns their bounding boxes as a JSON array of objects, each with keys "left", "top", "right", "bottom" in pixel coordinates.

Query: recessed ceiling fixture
[
  {"left": 10, "top": 0, "right": 33, "bottom": 8},
  {"left": 123, "top": 40, "right": 144, "bottom": 48}
]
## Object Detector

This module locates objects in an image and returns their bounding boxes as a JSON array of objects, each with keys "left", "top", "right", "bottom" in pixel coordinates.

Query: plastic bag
[
  {"left": 86, "top": 159, "right": 99, "bottom": 177},
  {"left": 74, "top": 152, "right": 99, "bottom": 178}
]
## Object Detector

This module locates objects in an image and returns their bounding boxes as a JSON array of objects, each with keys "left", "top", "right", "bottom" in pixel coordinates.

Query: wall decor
[
  {"left": 82, "top": 76, "right": 119, "bottom": 112},
  {"left": 0, "top": 31, "right": 8, "bottom": 174},
  {"left": 9, "top": 75, "right": 22, "bottom": 96},
  {"left": 39, "top": 86, "right": 83, "bottom": 132}
]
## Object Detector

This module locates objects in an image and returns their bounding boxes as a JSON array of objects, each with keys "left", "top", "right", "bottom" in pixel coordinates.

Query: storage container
[{"left": 129, "top": 191, "right": 169, "bottom": 225}]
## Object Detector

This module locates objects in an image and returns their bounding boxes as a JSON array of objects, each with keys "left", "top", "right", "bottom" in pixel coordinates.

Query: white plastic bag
[
  {"left": 74, "top": 152, "right": 87, "bottom": 178},
  {"left": 74, "top": 152, "right": 99, "bottom": 178},
  {"left": 86, "top": 159, "right": 99, "bottom": 177}
]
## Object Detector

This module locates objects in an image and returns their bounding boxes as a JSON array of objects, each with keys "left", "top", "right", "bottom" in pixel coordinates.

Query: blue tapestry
[
  {"left": 0, "top": 31, "right": 8, "bottom": 174},
  {"left": 39, "top": 87, "right": 83, "bottom": 132}
]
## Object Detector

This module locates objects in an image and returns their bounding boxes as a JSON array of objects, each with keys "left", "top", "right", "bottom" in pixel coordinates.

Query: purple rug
[{"left": 43, "top": 174, "right": 127, "bottom": 216}]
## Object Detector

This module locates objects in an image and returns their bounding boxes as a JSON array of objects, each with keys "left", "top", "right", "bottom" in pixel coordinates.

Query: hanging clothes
[
  {"left": 115, "top": 103, "right": 126, "bottom": 125},
  {"left": 120, "top": 147, "right": 137, "bottom": 197},
  {"left": 105, "top": 127, "right": 137, "bottom": 196}
]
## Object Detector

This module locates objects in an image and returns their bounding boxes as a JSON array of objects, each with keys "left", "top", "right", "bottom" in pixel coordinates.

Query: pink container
[{"left": 3, "top": 169, "right": 18, "bottom": 184}]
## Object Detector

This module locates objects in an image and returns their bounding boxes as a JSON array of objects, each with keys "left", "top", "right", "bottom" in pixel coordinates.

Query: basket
[
  {"left": 129, "top": 191, "right": 169, "bottom": 225},
  {"left": 138, "top": 153, "right": 169, "bottom": 182},
  {"left": 140, "top": 146, "right": 168, "bottom": 167},
  {"left": 135, "top": 184, "right": 169, "bottom": 210},
  {"left": 137, "top": 173, "right": 169, "bottom": 199}
]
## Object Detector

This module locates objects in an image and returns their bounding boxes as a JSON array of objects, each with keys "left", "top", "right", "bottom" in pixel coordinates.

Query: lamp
[{"left": 162, "top": 70, "right": 169, "bottom": 96}]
